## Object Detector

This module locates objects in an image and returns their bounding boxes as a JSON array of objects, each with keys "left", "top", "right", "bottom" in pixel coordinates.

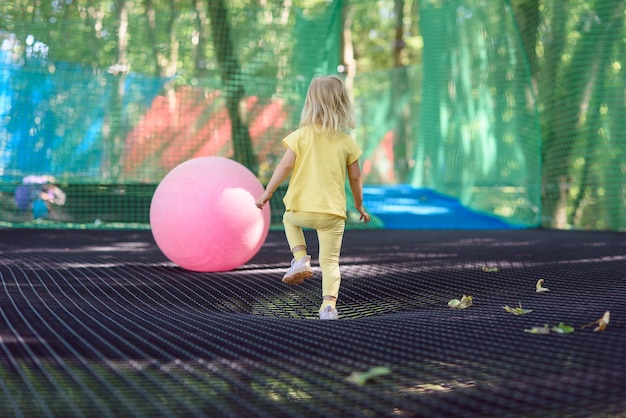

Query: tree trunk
[
  {"left": 207, "top": 0, "right": 257, "bottom": 172},
  {"left": 341, "top": 1, "right": 356, "bottom": 96},
  {"left": 192, "top": 0, "right": 209, "bottom": 79},
  {"left": 391, "top": 0, "right": 410, "bottom": 181},
  {"left": 536, "top": 0, "right": 568, "bottom": 227},
  {"left": 103, "top": 0, "right": 130, "bottom": 181},
  {"left": 144, "top": 0, "right": 162, "bottom": 76},
  {"left": 144, "top": 0, "right": 179, "bottom": 77}
]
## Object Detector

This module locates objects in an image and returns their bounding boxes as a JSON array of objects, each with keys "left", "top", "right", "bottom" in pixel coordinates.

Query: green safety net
[
  {"left": 355, "top": 1, "right": 541, "bottom": 227},
  {"left": 0, "top": 1, "right": 341, "bottom": 227},
  {"left": 0, "top": 0, "right": 624, "bottom": 231},
  {"left": 517, "top": 0, "right": 626, "bottom": 231}
]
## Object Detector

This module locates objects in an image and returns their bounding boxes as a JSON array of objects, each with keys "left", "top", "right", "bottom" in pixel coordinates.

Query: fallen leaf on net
[
  {"left": 524, "top": 322, "right": 574, "bottom": 334},
  {"left": 346, "top": 366, "right": 392, "bottom": 385},
  {"left": 524, "top": 324, "right": 551, "bottom": 334},
  {"left": 503, "top": 302, "right": 533, "bottom": 315},
  {"left": 482, "top": 266, "right": 499, "bottom": 272},
  {"left": 552, "top": 323, "right": 575, "bottom": 334},
  {"left": 535, "top": 278, "right": 550, "bottom": 293},
  {"left": 581, "top": 311, "right": 610, "bottom": 332},
  {"left": 448, "top": 295, "right": 473, "bottom": 309}
]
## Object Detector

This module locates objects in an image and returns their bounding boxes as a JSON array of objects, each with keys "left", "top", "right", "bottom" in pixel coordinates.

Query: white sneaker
[
  {"left": 282, "top": 255, "right": 313, "bottom": 285},
  {"left": 319, "top": 305, "right": 339, "bottom": 320}
]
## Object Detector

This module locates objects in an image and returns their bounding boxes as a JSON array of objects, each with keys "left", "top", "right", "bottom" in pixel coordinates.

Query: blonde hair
[{"left": 299, "top": 75, "right": 355, "bottom": 131}]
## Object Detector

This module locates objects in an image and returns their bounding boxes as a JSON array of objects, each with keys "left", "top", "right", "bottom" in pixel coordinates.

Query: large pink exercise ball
[{"left": 150, "top": 156, "right": 271, "bottom": 272}]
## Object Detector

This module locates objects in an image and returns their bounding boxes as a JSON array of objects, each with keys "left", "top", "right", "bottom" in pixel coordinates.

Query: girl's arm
[
  {"left": 348, "top": 160, "right": 371, "bottom": 223},
  {"left": 255, "top": 148, "right": 296, "bottom": 208}
]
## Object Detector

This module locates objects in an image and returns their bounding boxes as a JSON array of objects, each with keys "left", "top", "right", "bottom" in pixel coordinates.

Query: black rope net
[{"left": 1, "top": 228, "right": 625, "bottom": 417}]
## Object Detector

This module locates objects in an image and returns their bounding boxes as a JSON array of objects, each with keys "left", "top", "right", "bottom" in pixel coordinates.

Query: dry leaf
[
  {"left": 346, "top": 366, "right": 391, "bottom": 385},
  {"left": 482, "top": 266, "right": 499, "bottom": 272},
  {"left": 503, "top": 302, "right": 533, "bottom": 315},
  {"left": 524, "top": 324, "right": 551, "bottom": 334},
  {"left": 448, "top": 295, "right": 473, "bottom": 309},
  {"left": 582, "top": 311, "right": 610, "bottom": 332},
  {"left": 535, "top": 278, "right": 549, "bottom": 293}
]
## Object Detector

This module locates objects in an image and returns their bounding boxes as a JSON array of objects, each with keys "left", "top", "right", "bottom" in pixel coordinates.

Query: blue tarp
[
  {"left": 0, "top": 50, "right": 167, "bottom": 181},
  {"left": 364, "top": 185, "right": 522, "bottom": 229}
]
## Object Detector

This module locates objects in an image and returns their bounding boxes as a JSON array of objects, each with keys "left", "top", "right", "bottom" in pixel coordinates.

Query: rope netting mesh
[{"left": 1, "top": 229, "right": 625, "bottom": 417}]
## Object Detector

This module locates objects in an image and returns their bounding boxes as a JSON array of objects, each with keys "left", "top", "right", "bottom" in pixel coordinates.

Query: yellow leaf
[
  {"left": 581, "top": 311, "right": 610, "bottom": 332},
  {"left": 448, "top": 295, "right": 473, "bottom": 309},
  {"left": 503, "top": 302, "right": 533, "bottom": 315},
  {"left": 482, "top": 266, "right": 499, "bottom": 272},
  {"left": 535, "top": 278, "right": 549, "bottom": 293},
  {"left": 595, "top": 311, "right": 610, "bottom": 331}
]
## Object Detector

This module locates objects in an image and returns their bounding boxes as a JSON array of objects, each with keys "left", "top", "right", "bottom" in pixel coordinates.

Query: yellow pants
[{"left": 283, "top": 211, "right": 345, "bottom": 298}]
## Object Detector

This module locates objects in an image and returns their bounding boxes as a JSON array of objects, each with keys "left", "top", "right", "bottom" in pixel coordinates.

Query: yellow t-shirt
[{"left": 282, "top": 125, "right": 363, "bottom": 219}]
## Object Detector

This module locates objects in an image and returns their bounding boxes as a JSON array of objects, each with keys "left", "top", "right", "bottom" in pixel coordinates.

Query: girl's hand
[
  {"left": 255, "top": 190, "right": 273, "bottom": 209},
  {"left": 356, "top": 205, "right": 371, "bottom": 223}
]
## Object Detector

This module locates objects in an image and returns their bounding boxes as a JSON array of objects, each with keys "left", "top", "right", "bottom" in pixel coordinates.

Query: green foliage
[
  {"left": 513, "top": 0, "right": 626, "bottom": 229},
  {"left": 0, "top": 0, "right": 624, "bottom": 230}
]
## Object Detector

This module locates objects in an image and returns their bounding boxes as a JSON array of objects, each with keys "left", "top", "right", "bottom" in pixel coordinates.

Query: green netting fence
[{"left": 0, "top": 0, "right": 624, "bottom": 231}]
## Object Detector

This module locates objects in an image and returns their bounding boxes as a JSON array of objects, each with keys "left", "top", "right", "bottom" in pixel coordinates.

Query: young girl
[{"left": 255, "top": 75, "right": 370, "bottom": 320}]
